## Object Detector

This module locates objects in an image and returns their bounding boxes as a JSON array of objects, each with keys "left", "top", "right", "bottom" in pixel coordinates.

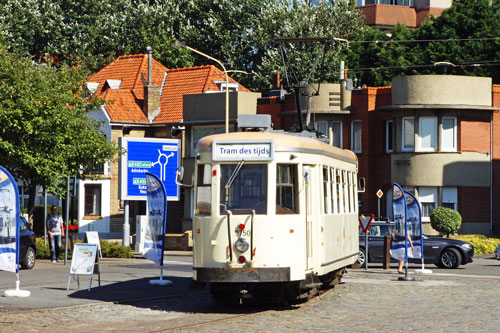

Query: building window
[
  {"left": 191, "top": 126, "right": 225, "bottom": 156},
  {"left": 315, "top": 121, "right": 328, "bottom": 136},
  {"left": 331, "top": 121, "right": 343, "bottom": 148},
  {"left": 441, "top": 117, "right": 457, "bottom": 151},
  {"left": 276, "top": 164, "right": 298, "bottom": 214},
  {"left": 351, "top": 121, "right": 362, "bottom": 153},
  {"left": 215, "top": 81, "right": 239, "bottom": 92},
  {"left": 442, "top": 187, "right": 457, "bottom": 210},
  {"left": 84, "top": 185, "right": 101, "bottom": 216},
  {"left": 402, "top": 117, "right": 414, "bottom": 151},
  {"left": 419, "top": 117, "right": 438, "bottom": 151},
  {"left": 386, "top": 120, "right": 393, "bottom": 153},
  {"left": 418, "top": 187, "right": 437, "bottom": 220}
]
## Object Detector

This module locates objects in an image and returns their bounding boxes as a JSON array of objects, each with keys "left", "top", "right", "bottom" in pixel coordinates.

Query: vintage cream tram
[{"left": 191, "top": 130, "right": 359, "bottom": 304}]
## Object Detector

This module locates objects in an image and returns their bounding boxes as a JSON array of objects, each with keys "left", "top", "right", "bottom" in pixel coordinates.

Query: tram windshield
[{"left": 220, "top": 164, "right": 267, "bottom": 215}]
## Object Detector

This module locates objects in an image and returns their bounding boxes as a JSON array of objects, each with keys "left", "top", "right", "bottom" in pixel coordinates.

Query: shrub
[
  {"left": 35, "top": 238, "right": 51, "bottom": 259},
  {"left": 431, "top": 207, "right": 462, "bottom": 237},
  {"left": 99, "top": 240, "right": 133, "bottom": 258},
  {"left": 452, "top": 234, "right": 500, "bottom": 255}
]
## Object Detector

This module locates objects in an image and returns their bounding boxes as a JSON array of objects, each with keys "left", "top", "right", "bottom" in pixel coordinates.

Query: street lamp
[{"left": 173, "top": 40, "right": 230, "bottom": 133}]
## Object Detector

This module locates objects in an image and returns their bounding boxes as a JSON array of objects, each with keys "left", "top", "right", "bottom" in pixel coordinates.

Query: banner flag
[
  {"left": 404, "top": 190, "right": 423, "bottom": 259},
  {"left": 0, "top": 166, "right": 20, "bottom": 273},
  {"left": 144, "top": 173, "right": 167, "bottom": 266},
  {"left": 390, "top": 183, "right": 407, "bottom": 262}
]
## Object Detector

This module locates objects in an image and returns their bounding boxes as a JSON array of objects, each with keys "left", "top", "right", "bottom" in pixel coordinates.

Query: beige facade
[{"left": 392, "top": 75, "right": 492, "bottom": 107}]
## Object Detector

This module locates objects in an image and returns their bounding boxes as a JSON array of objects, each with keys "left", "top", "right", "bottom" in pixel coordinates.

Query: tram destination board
[{"left": 212, "top": 140, "right": 274, "bottom": 161}]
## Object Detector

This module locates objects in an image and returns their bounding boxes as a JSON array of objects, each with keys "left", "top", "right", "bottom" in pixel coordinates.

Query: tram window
[
  {"left": 330, "top": 168, "right": 336, "bottom": 214},
  {"left": 323, "top": 167, "right": 330, "bottom": 214},
  {"left": 336, "top": 169, "right": 343, "bottom": 214},
  {"left": 276, "top": 164, "right": 299, "bottom": 214},
  {"left": 347, "top": 171, "right": 353, "bottom": 213},
  {"left": 342, "top": 170, "right": 349, "bottom": 213},
  {"left": 219, "top": 164, "right": 267, "bottom": 215},
  {"left": 195, "top": 164, "right": 212, "bottom": 216}
]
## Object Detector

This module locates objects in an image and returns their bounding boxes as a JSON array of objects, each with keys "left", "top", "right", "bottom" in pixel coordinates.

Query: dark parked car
[
  {"left": 19, "top": 216, "right": 36, "bottom": 269},
  {"left": 358, "top": 221, "right": 474, "bottom": 269}
]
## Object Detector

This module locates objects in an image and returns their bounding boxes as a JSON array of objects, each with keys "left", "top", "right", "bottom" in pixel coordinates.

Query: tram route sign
[
  {"left": 212, "top": 140, "right": 274, "bottom": 161},
  {"left": 120, "top": 137, "right": 180, "bottom": 201}
]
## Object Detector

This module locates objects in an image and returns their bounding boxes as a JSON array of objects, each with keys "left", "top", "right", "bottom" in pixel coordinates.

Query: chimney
[
  {"left": 144, "top": 46, "right": 161, "bottom": 122},
  {"left": 272, "top": 71, "right": 281, "bottom": 90}
]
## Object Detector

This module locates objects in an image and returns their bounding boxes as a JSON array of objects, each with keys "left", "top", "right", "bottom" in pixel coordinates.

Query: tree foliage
[
  {"left": 0, "top": 44, "right": 121, "bottom": 215},
  {"left": 0, "top": 0, "right": 365, "bottom": 91},
  {"left": 430, "top": 207, "right": 462, "bottom": 238},
  {"left": 346, "top": 0, "right": 500, "bottom": 86}
]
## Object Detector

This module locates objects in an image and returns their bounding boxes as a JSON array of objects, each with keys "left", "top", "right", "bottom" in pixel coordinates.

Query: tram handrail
[
  {"left": 250, "top": 210, "right": 255, "bottom": 261},
  {"left": 227, "top": 210, "right": 233, "bottom": 262}
]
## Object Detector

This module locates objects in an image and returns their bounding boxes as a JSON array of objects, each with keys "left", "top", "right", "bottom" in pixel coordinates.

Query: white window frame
[
  {"left": 331, "top": 121, "right": 343, "bottom": 148},
  {"left": 418, "top": 116, "right": 438, "bottom": 152},
  {"left": 441, "top": 187, "right": 457, "bottom": 211},
  {"left": 418, "top": 187, "right": 437, "bottom": 221},
  {"left": 315, "top": 121, "right": 328, "bottom": 136},
  {"left": 402, "top": 117, "right": 415, "bottom": 152},
  {"left": 214, "top": 81, "right": 239, "bottom": 92},
  {"left": 385, "top": 119, "right": 393, "bottom": 153},
  {"left": 351, "top": 121, "right": 362, "bottom": 154},
  {"left": 440, "top": 117, "right": 457, "bottom": 152}
]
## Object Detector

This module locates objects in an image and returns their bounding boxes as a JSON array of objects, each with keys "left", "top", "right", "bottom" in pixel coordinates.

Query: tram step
[{"left": 304, "top": 282, "right": 323, "bottom": 289}]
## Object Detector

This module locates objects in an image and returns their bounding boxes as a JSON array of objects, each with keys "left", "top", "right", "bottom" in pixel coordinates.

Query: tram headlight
[{"left": 235, "top": 238, "right": 250, "bottom": 253}]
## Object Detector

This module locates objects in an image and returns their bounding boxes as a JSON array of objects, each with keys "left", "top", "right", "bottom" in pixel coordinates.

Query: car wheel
[
  {"left": 357, "top": 248, "right": 366, "bottom": 266},
  {"left": 21, "top": 247, "right": 36, "bottom": 270},
  {"left": 439, "top": 248, "right": 461, "bottom": 269}
]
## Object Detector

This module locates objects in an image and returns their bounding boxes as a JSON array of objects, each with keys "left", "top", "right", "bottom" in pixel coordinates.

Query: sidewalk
[{"left": 0, "top": 254, "right": 198, "bottom": 313}]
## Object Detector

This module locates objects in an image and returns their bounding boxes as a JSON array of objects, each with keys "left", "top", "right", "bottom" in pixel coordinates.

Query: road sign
[
  {"left": 120, "top": 138, "right": 181, "bottom": 201},
  {"left": 359, "top": 214, "right": 374, "bottom": 233},
  {"left": 376, "top": 189, "right": 383, "bottom": 199}
]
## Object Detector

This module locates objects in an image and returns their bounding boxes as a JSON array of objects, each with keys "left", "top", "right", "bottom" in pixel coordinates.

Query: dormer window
[
  {"left": 215, "top": 81, "right": 239, "bottom": 92},
  {"left": 86, "top": 82, "right": 99, "bottom": 94},
  {"left": 102, "top": 79, "right": 122, "bottom": 91}
]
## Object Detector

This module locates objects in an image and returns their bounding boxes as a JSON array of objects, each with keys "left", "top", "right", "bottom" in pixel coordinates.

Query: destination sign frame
[{"left": 212, "top": 140, "right": 274, "bottom": 161}]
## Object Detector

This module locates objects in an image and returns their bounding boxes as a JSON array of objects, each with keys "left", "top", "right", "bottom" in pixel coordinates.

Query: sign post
[
  {"left": 359, "top": 214, "right": 374, "bottom": 270},
  {"left": 376, "top": 189, "right": 383, "bottom": 218}
]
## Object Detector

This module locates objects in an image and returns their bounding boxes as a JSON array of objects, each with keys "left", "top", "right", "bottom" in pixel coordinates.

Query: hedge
[
  {"left": 36, "top": 238, "right": 132, "bottom": 259},
  {"left": 451, "top": 235, "right": 500, "bottom": 255}
]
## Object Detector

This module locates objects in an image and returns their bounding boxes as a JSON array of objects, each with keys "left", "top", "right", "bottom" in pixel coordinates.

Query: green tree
[
  {"left": 347, "top": 0, "right": 500, "bottom": 86},
  {"left": 430, "top": 207, "right": 462, "bottom": 238},
  {"left": 0, "top": 44, "right": 121, "bottom": 217}
]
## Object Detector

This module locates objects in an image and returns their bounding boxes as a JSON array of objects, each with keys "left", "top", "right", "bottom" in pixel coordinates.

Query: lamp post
[{"left": 173, "top": 40, "right": 230, "bottom": 133}]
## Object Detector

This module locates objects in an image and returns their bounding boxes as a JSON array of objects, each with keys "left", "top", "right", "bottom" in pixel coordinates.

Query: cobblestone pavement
[{"left": 1, "top": 269, "right": 499, "bottom": 332}]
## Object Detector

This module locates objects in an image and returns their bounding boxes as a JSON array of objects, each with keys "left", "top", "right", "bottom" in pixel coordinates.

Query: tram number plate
[{"left": 235, "top": 229, "right": 251, "bottom": 237}]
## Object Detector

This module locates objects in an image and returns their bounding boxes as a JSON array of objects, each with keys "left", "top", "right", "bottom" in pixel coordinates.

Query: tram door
[{"left": 303, "top": 165, "right": 313, "bottom": 270}]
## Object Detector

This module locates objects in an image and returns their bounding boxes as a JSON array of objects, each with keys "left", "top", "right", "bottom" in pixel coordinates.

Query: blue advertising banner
[
  {"left": 404, "top": 190, "right": 423, "bottom": 259},
  {"left": 0, "top": 166, "right": 20, "bottom": 273},
  {"left": 120, "top": 138, "right": 180, "bottom": 201},
  {"left": 144, "top": 173, "right": 167, "bottom": 266},
  {"left": 390, "top": 183, "right": 407, "bottom": 262}
]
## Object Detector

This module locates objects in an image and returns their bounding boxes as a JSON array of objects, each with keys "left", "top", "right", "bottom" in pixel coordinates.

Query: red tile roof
[
  {"left": 88, "top": 55, "right": 249, "bottom": 124},
  {"left": 155, "top": 65, "right": 250, "bottom": 123}
]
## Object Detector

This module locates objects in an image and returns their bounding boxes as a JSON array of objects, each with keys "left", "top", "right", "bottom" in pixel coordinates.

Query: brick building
[
  {"left": 356, "top": 0, "right": 452, "bottom": 29},
  {"left": 257, "top": 74, "right": 500, "bottom": 236}
]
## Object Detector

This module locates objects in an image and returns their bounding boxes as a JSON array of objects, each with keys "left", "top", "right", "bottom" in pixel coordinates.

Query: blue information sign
[{"left": 120, "top": 138, "right": 180, "bottom": 201}]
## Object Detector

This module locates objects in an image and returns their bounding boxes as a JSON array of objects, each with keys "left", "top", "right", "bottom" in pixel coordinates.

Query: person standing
[{"left": 46, "top": 205, "right": 64, "bottom": 263}]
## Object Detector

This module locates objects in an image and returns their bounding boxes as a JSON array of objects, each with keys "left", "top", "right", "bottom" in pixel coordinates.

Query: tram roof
[{"left": 196, "top": 131, "right": 357, "bottom": 163}]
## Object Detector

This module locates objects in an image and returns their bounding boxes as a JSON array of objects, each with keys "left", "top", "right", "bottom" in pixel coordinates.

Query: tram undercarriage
[{"left": 209, "top": 268, "right": 346, "bottom": 306}]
